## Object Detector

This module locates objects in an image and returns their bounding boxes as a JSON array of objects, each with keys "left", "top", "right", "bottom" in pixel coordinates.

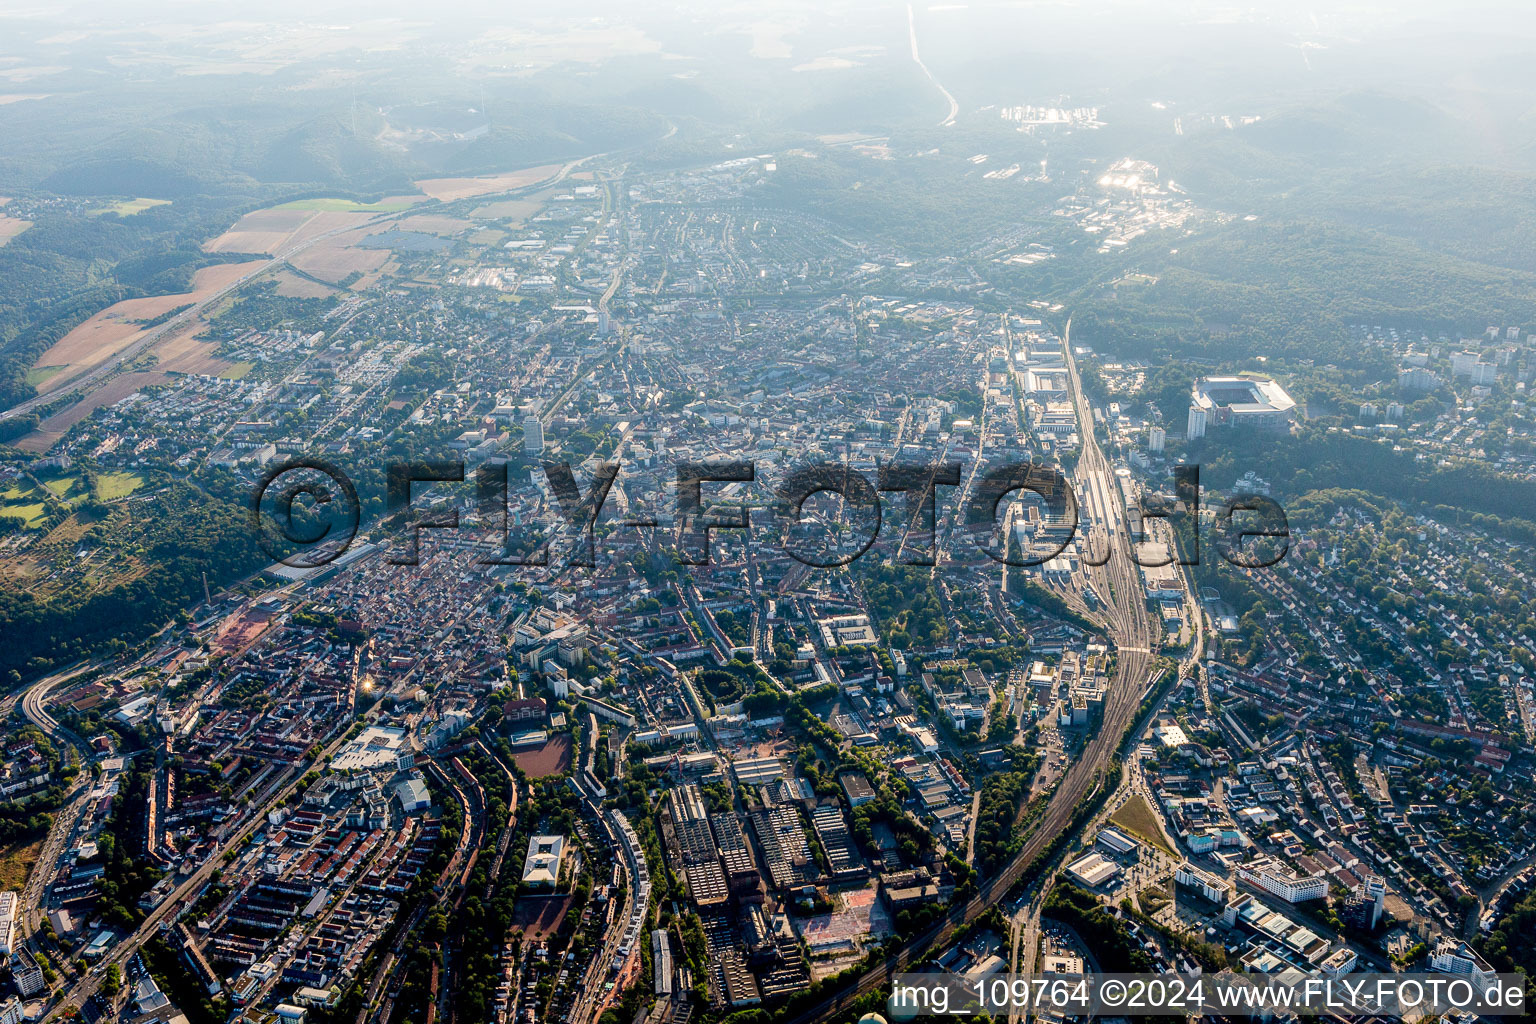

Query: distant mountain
[
  {"left": 1153, "top": 90, "right": 1477, "bottom": 205},
  {"left": 443, "top": 103, "right": 669, "bottom": 174},
  {"left": 1237, "top": 90, "right": 1466, "bottom": 164},
  {"left": 778, "top": 64, "right": 939, "bottom": 134},
  {"left": 42, "top": 157, "right": 210, "bottom": 199},
  {"left": 249, "top": 115, "right": 417, "bottom": 190}
]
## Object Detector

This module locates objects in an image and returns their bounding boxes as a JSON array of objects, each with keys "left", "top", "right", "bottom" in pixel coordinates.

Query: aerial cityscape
[{"left": 0, "top": 1, "right": 1535, "bottom": 1023}]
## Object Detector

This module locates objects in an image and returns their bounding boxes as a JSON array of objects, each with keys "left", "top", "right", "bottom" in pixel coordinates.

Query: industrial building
[
  {"left": 651, "top": 929, "right": 674, "bottom": 998},
  {"left": 1064, "top": 852, "right": 1121, "bottom": 888},
  {"left": 1096, "top": 827, "right": 1139, "bottom": 857}
]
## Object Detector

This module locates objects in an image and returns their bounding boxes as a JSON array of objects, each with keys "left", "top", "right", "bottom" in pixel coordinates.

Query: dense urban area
[{"left": 2, "top": 4, "right": 1536, "bottom": 1024}]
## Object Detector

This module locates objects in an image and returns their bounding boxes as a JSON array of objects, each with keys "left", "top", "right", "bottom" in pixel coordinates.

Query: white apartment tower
[
  {"left": 0, "top": 891, "right": 16, "bottom": 956},
  {"left": 1363, "top": 874, "right": 1385, "bottom": 929},
  {"left": 1186, "top": 405, "right": 1207, "bottom": 440}
]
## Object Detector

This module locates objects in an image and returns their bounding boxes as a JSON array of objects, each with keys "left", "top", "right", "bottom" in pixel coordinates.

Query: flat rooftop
[
  {"left": 1192, "top": 376, "right": 1295, "bottom": 414},
  {"left": 333, "top": 725, "right": 409, "bottom": 773},
  {"left": 1065, "top": 852, "right": 1122, "bottom": 888}
]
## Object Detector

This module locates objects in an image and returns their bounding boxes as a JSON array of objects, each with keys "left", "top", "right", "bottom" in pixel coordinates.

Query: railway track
[{"left": 781, "top": 319, "right": 1158, "bottom": 1024}]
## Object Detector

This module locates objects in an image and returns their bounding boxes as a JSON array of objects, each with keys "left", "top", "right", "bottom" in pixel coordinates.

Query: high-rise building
[
  {"left": 1363, "top": 874, "right": 1384, "bottom": 924},
  {"left": 1399, "top": 366, "right": 1440, "bottom": 392},
  {"left": 1148, "top": 425, "right": 1165, "bottom": 452},
  {"left": 0, "top": 891, "right": 16, "bottom": 956},
  {"left": 1186, "top": 405, "right": 1207, "bottom": 440},
  {"left": 9, "top": 956, "right": 42, "bottom": 998},
  {"left": 1451, "top": 348, "right": 1500, "bottom": 384},
  {"left": 1429, "top": 938, "right": 1497, "bottom": 993},
  {"left": 523, "top": 416, "right": 544, "bottom": 455},
  {"left": 1341, "top": 875, "right": 1385, "bottom": 930}
]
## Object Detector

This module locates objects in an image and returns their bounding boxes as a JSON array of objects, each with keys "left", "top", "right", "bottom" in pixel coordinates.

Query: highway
[
  {"left": 15, "top": 670, "right": 94, "bottom": 941},
  {"left": 21, "top": 670, "right": 91, "bottom": 755},
  {"left": 907, "top": 3, "right": 959, "bottom": 127}
]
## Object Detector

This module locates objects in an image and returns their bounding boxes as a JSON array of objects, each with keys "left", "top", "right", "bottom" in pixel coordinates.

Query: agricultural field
[
  {"left": 271, "top": 270, "right": 337, "bottom": 298},
  {"left": 414, "top": 164, "right": 563, "bottom": 201},
  {"left": 0, "top": 213, "right": 31, "bottom": 246},
  {"left": 287, "top": 233, "right": 390, "bottom": 287},
  {"left": 469, "top": 198, "right": 543, "bottom": 221},
  {"left": 276, "top": 197, "right": 419, "bottom": 213},
  {"left": 395, "top": 213, "right": 474, "bottom": 236},
  {"left": 149, "top": 322, "right": 230, "bottom": 376},
  {"left": 15, "top": 371, "right": 171, "bottom": 453},
  {"left": 29, "top": 261, "right": 261, "bottom": 393},
  {"left": 91, "top": 197, "right": 171, "bottom": 217},
  {"left": 468, "top": 228, "right": 506, "bottom": 247},
  {"left": 0, "top": 481, "right": 49, "bottom": 528},
  {"left": 24, "top": 365, "right": 63, "bottom": 387},
  {"left": 204, "top": 207, "right": 377, "bottom": 256},
  {"left": 95, "top": 471, "right": 146, "bottom": 501}
]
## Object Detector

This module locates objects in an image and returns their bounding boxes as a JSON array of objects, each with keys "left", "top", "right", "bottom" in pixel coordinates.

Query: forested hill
[{"left": 0, "top": 482, "right": 265, "bottom": 683}]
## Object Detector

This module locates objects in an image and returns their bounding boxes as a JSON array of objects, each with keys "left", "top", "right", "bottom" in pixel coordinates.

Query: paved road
[
  {"left": 0, "top": 151, "right": 621, "bottom": 425},
  {"left": 1, "top": 213, "right": 406, "bottom": 422},
  {"left": 780, "top": 319, "right": 1159, "bottom": 1024},
  {"left": 35, "top": 693, "right": 364, "bottom": 1023},
  {"left": 15, "top": 670, "right": 95, "bottom": 940},
  {"left": 907, "top": 3, "right": 959, "bottom": 127}
]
